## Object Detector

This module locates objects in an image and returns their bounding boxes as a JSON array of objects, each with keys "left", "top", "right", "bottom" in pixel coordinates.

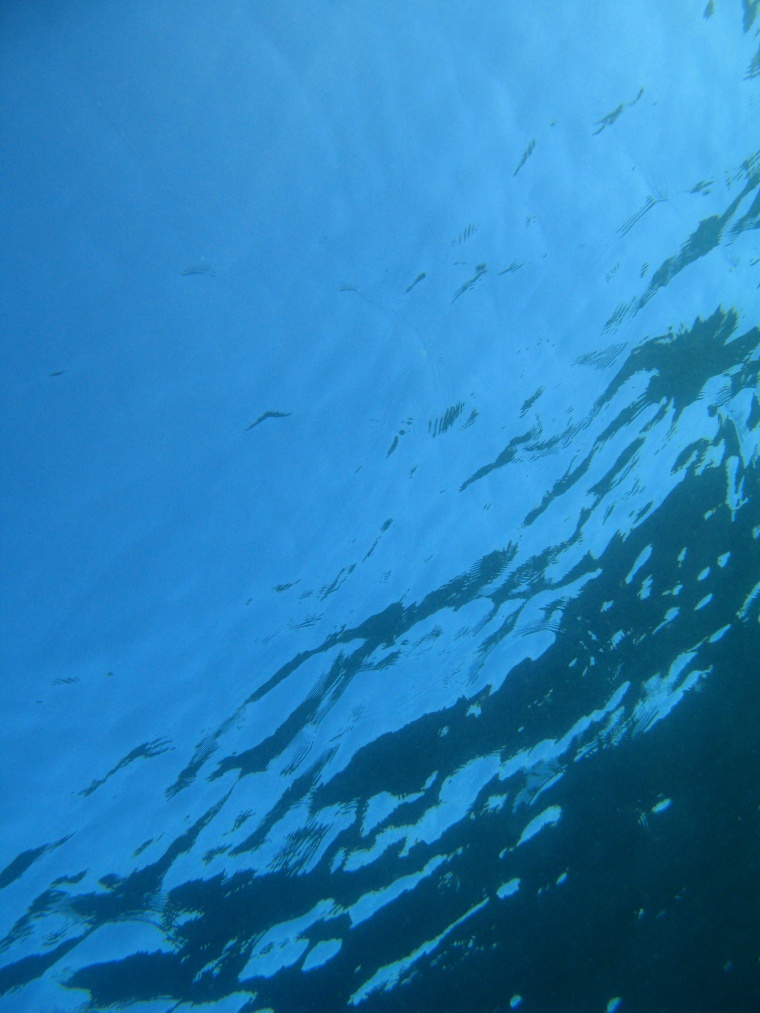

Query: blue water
[{"left": 1, "top": 4, "right": 759, "bottom": 1012}]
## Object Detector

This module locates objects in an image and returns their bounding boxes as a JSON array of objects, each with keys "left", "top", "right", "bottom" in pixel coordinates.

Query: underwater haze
[{"left": 1, "top": 2, "right": 759, "bottom": 1011}]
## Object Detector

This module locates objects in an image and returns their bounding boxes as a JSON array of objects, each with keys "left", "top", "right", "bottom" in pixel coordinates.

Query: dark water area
[{"left": 2, "top": 3, "right": 759, "bottom": 1012}]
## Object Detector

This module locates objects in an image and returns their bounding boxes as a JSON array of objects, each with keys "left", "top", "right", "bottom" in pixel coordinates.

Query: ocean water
[{"left": 1, "top": 3, "right": 759, "bottom": 1012}]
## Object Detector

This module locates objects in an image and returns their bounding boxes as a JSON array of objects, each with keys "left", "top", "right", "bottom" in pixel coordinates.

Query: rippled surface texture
[{"left": 2, "top": 3, "right": 759, "bottom": 1011}]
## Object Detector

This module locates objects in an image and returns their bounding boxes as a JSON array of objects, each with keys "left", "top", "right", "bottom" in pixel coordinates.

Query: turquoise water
[{"left": 1, "top": 4, "right": 759, "bottom": 1011}]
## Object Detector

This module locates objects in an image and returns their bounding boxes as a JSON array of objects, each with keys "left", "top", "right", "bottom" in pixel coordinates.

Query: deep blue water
[{"left": 1, "top": 4, "right": 759, "bottom": 1012}]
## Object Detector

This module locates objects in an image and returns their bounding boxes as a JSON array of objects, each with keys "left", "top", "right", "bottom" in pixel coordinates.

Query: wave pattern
[
  {"left": 2, "top": 7, "right": 759, "bottom": 1013},
  {"left": 4, "top": 279, "right": 759, "bottom": 1013}
]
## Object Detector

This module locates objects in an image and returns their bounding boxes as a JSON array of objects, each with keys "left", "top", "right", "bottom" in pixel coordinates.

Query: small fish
[
  {"left": 244, "top": 410, "right": 292, "bottom": 431},
  {"left": 181, "top": 258, "right": 215, "bottom": 276}
]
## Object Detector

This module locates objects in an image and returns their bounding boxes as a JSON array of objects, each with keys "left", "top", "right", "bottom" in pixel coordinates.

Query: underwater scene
[{"left": 1, "top": 3, "right": 759, "bottom": 1011}]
